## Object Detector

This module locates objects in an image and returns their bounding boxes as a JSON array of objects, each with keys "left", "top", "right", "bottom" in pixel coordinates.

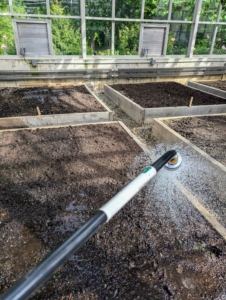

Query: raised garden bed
[
  {"left": 168, "top": 116, "right": 226, "bottom": 167},
  {"left": 0, "top": 122, "right": 226, "bottom": 299},
  {"left": 105, "top": 82, "right": 226, "bottom": 123},
  {"left": 199, "top": 80, "right": 226, "bottom": 91},
  {"left": 0, "top": 84, "right": 112, "bottom": 129},
  {"left": 188, "top": 80, "right": 226, "bottom": 99},
  {"left": 153, "top": 114, "right": 226, "bottom": 232}
]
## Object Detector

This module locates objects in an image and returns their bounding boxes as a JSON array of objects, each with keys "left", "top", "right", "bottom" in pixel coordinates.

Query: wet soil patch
[
  {"left": 168, "top": 116, "right": 226, "bottom": 167},
  {"left": 110, "top": 82, "right": 226, "bottom": 108},
  {"left": 0, "top": 85, "right": 106, "bottom": 118},
  {"left": 198, "top": 80, "right": 226, "bottom": 92},
  {"left": 0, "top": 123, "right": 226, "bottom": 299}
]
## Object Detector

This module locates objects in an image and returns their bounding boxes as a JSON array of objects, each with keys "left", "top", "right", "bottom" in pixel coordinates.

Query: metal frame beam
[
  {"left": 141, "top": 0, "right": 145, "bottom": 19},
  {"left": 0, "top": 12, "right": 81, "bottom": 18},
  {"left": 187, "top": 0, "right": 203, "bottom": 58},
  {"left": 80, "top": 0, "right": 86, "bottom": 58},
  {"left": 8, "top": 0, "right": 13, "bottom": 14},
  {"left": 46, "top": 0, "right": 50, "bottom": 16},
  {"left": 111, "top": 0, "right": 115, "bottom": 55},
  {"left": 168, "top": 0, "right": 173, "bottom": 21},
  {"left": 139, "top": 0, "right": 146, "bottom": 58},
  {"left": 210, "top": 3, "right": 222, "bottom": 55}
]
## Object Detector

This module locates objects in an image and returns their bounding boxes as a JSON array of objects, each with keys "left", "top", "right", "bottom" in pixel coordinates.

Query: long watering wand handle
[{"left": 0, "top": 150, "right": 177, "bottom": 300}]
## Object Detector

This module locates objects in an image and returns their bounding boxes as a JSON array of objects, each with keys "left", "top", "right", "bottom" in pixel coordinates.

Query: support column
[
  {"left": 46, "top": 0, "right": 50, "bottom": 16},
  {"left": 80, "top": 0, "right": 86, "bottom": 59},
  {"left": 187, "top": 0, "right": 203, "bottom": 58},
  {"left": 210, "top": 3, "right": 222, "bottom": 55},
  {"left": 168, "top": 0, "right": 173, "bottom": 21},
  {"left": 8, "top": 0, "right": 13, "bottom": 14},
  {"left": 141, "top": 0, "right": 145, "bottom": 19},
  {"left": 111, "top": 0, "right": 115, "bottom": 55}
]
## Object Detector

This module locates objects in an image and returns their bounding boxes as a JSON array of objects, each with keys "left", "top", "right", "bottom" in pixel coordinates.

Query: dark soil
[
  {"left": 0, "top": 123, "right": 226, "bottom": 300},
  {"left": 168, "top": 116, "right": 226, "bottom": 167},
  {"left": 110, "top": 82, "right": 226, "bottom": 108},
  {"left": 0, "top": 85, "right": 105, "bottom": 118},
  {"left": 198, "top": 80, "right": 226, "bottom": 92}
]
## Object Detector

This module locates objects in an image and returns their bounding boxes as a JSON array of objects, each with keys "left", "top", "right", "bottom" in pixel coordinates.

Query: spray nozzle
[{"left": 165, "top": 152, "right": 182, "bottom": 170}]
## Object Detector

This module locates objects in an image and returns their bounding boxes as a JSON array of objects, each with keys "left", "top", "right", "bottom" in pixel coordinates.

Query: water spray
[{"left": 0, "top": 150, "right": 182, "bottom": 300}]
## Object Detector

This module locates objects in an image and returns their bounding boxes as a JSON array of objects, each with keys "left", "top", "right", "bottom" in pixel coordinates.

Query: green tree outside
[
  {"left": 50, "top": 1, "right": 82, "bottom": 55},
  {"left": 0, "top": 0, "right": 26, "bottom": 55},
  {"left": 115, "top": 22, "right": 140, "bottom": 55},
  {"left": 0, "top": 16, "right": 16, "bottom": 55}
]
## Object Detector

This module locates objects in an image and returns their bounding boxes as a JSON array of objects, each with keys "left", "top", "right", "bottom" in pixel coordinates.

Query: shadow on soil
[{"left": 0, "top": 85, "right": 105, "bottom": 118}]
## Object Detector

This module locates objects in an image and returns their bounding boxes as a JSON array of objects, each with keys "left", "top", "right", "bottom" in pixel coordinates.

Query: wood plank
[
  {"left": 18, "top": 29, "right": 47, "bottom": 36},
  {"left": 36, "top": 106, "right": 41, "bottom": 116},
  {"left": 175, "top": 180, "right": 226, "bottom": 241},
  {"left": 18, "top": 27, "right": 47, "bottom": 36},
  {"left": 18, "top": 25, "right": 47, "bottom": 31},
  {"left": 21, "top": 44, "right": 49, "bottom": 49},
  {"left": 19, "top": 33, "right": 47, "bottom": 39},
  {"left": 20, "top": 38, "right": 49, "bottom": 45}
]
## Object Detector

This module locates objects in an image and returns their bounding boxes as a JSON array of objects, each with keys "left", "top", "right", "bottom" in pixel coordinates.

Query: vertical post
[
  {"left": 46, "top": 0, "right": 50, "bottom": 16},
  {"left": 80, "top": 0, "right": 86, "bottom": 59},
  {"left": 141, "top": 0, "right": 145, "bottom": 20},
  {"left": 210, "top": 3, "right": 222, "bottom": 55},
  {"left": 187, "top": 0, "right": 203, "bottom": 58},
  {"left": 168, "top": 0, "right": 173, "bottom": 21},
  {"left": 139, "top": 0, "right": 145, "bottom": 57},
  {"left": 111, "top": 0, "right": 115, "bottom": 55},
  {"left": 8, "top": 0, "right": 13, "bottom": 14},
  {"left": 45, "top": 0, "right": 52, "bottom": 53}
]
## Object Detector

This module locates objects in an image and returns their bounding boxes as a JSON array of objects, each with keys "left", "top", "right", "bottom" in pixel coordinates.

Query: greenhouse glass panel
[
  {"left": 115, "top": 0, "right": 142, "bottom": 19},
  {"left": 115, "top": 22, "right": 140, "bottom": 55},
  {"left": 85, "top": 0, "right": 111, "bottom": 17},
  {"left": 194, "top": 24, "right": 214, "bottom": 55},
  {"left": 144, "top": 0, "right": 169, "bottom": 20},
  {"left": 50, "top": 0, "right": 80, "bottom": 16},
  {"left": 86, "top": 21, "right": 111, "bottom": 55},
  {"left": 0, "top": 16, "right": 16, "bottom": 55},
  {"left": 167, "top": 23, "right": 191, "bottom": 55},
  {"left": 220, "top": 7, "right": 226, "bottom": 22},
  {"left": 51, "top": 19, "right": 82, "bottom": 55},
  {"left": 171, "top": 0, "right": 195, "bottom": 21},
  {"left": 13, "top": 0, "right": 47, "bottom": 14},
  {"left": 213, "top": 26, "right": 226, "bottom": 54},
  {"left": 199, "top": 0, "right": 220, "bottom": 22},
  {"left": 0, "top": 0, "right": 10, "bottom": 12}
]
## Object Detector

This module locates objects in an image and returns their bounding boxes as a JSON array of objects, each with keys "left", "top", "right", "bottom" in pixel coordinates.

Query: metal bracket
[{"left": 112, "top": 68, "right": 118, "bottom": 78}]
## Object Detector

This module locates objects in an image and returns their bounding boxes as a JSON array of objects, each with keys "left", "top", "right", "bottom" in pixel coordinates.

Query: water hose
[{"left": 0, "top": 150, "right": 182, "bottom": 300}]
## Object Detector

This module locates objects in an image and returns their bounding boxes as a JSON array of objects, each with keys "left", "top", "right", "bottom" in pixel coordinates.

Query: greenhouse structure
[
  {"left": 0, "top": 1, "right": 226, "bottom": 300},
  {"left": 0, "top": 0, "right": 226, "bottom": 83}
]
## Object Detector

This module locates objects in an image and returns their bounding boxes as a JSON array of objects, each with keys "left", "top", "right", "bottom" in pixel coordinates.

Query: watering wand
[{"left": 0, "top": 150, "right": 182, "bottom": 300}]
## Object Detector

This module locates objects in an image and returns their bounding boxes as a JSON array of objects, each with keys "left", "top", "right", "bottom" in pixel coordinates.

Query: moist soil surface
[
  {"left": 198, "top": 80, "right": 226, "bottom": 92},
  {"left": 168, "top": 116, "right": 226, "bottom": 167},
  {"left": 110, "top": 82, "right": 226, "bottom": 108},
  {"left": 0, "top": 123, "right": 226, "bottom": 300},
  {"left": 0, "top": 85, "right": 105, "bottom": 118}
]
